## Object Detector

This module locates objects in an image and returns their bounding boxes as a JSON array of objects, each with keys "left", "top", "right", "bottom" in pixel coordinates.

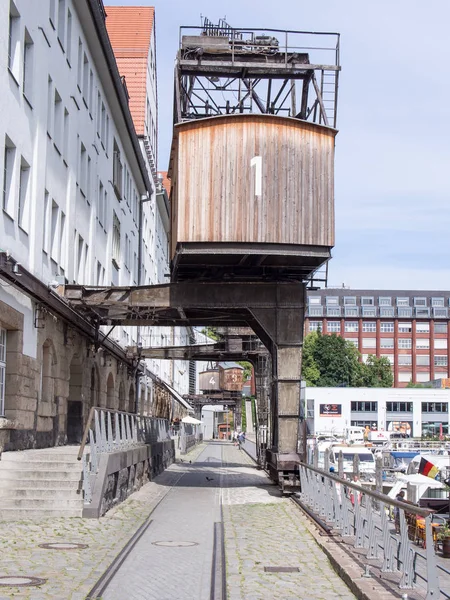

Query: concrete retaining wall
[{"left": 83, "top": 439, "right": 175, "bottom": 518}]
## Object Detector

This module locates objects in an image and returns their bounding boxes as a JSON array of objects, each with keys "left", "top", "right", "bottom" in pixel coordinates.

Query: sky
[{"left": 105, "top": 0, "right": 450, "bottom": 291}]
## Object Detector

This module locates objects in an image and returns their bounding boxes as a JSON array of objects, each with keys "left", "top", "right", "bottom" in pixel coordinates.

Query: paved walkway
[{"left": 0, "top": 442, "right": 358, "bottom": 599}]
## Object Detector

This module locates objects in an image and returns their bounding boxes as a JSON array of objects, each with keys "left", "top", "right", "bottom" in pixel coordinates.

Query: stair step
[
  {"left": 0, "top": 508, "right": 83, "bottom": 520},
  {"left": 0, "top": 487, "right": 81, "bottom": 498},
  {"left": 0, "top": 470, "right": 82, "bottom": 480},
  {"left": 0, "top": 478, "right": 81, "bottom": 489},
  {"left": 0, "top": 497, "right": 82, "bottom": 508},
  {"left": 0, "top": 460, "right": 82, "bottom": 470}
]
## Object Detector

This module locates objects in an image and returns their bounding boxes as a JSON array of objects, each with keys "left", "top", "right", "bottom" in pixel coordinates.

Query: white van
[
  {"left": 330, "top": 445, "right": 376, "bottom": 478},
  {"left": 343, "top": 426, "right": 365, "bottom": 444}
]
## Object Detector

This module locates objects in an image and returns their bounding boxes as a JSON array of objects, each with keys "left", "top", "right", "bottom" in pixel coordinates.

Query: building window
[
  {"left": 416, "top": 355, "right": 430, "bottom": 366},
  {"left": 344, "top": 307, "right": 359, "bottom": 317},
  {"left": 380, "top": 322, "right": 394, "bottom": 333},
  {"left": 434, "top": 339, "right": 448, "bottom": 350},
  {"left": 83, "top": 53, "right": 89, "bottom": 104},
  {"left": 112, "top": 212, "right": 120, "bottom": 266},
  {"left": 351, "top": 420, "right": 377, "bottom": 428},
  {"left": 79, "top": 142, "right": 86, "bottom": 195},
  {"left": 435, "top": 355, "right": 448, "bottom": 367},
  {"left": 49, "top": 0, "right": 56, "bottom": 27},
  {"left": 398, "top": 338, "right": 412, "bottom": 349},
  {"left": 344, "top": 321, "right": 358, "bottom": 333},
  {"left": 416, "top": 338, "right": 430, "bottom": 349},
  {"left": 308, "top": 321, "right": 322, "bottom": 332},
  {"left": 415, "top": 308, "right": 430, "bottom": 317},
  {"left": 53, "top": 89, "right": 63, "bottom": 151},
  {"left": 98, "top": 180, "right": 104, "bottom": 227},
  {"left": 434, "top": 323, "right": 447, "bottom": 334},
  {"left": 422, "top": 402, "right": 448, "bottom": 413},
  {"left": 57, "top": 0, "right": 65, "bottom": 48},
  {"left": 362, "top": 338, "right": 376, "bottom": 348},
  {"left": 50, "top": 200, "right": 59, "bottom": 261},
  {"left": 380, "top": 338, "right": 394, "bottom": 349},
  {"left": 63, "top": 108, "right": 69, "bottom": 159},
  {"left": 362, "top": 307, "right": 377, "bottom": 317},
  {"left": 398, "top": 355, "right": 412, "bottom": 366},
  {"left": 326, "top": 296, "right": 339, "bottom": 306},
  {"left": 113, "top": 139, "right": 123, "bottom": 199},
  {"left": 0, "top": 328, "right": 6, "bottom": 415},
  {"left": 362, "top": 322, "right": 376, "bottom": 333},
  {"left": 77, "top": 39, "right": 82, "bottom": 90},
  {"left": 433, "top": 308, "right": 448, "bottom": 319},
  {"left": 66, "top": 9, "right": 72, "bottom": 63},
  {"left": 327, "top": 321, "right": 340, "bottom": 333},
  {"left": 343, "top": 296, "right": 356, "bottom": 306},
  {"left": 23, "top": 29, "right": 34, "bottom": 102},
  {"left": 308, "top": 306, "right": 323, "bottom": 317},
  {"left": 345, "top": 338, "right": 359, "bottom": 347},
  {"left": 326, "top": 307, "right": 341, "bottom": 317},
  {"left": 432, "top": 297, "right": 444, "bottom": 307},
  {"left": 398, "top": 307, "right": 412, "bottom": 317},
  {"left": 414, "top": 297, "right": 427, "bottom": 307},
  {"left": 381, "top": 354, "right": 394, "bottom": 364},
  {"left": 380, "top": 307, "right": 395, "bottom": 317},
  {"left": 2, "top": 136, "right": 16, "bottom": 217},
  {"left": 386, "top": 402, "right": 413, "bottom": 412},
  {"left": 308, "top": 296, "right": 321, "bottom": 305},
  {"left": 379, "top": 297, "right": 392, "bottom": 306},
  {"left": 416, "top": 322, "right": 430, "bottom": 333},
  {"left": 351, "top": 401, "right": 377, "bottom": 412},
  {"left": 398, "top": 322, "right": 412, "bottom": 333},
  {"left": 8, "top": 2, "right": 20, "bottom": 82},
  {"left": 397, "top": 297, "right": 410, "bottom": 307},
  {"left": 361, "top": 296, "right": 374, "bottom": 306},
  {"left": 18, "top": 157, "right": 30, "bottom": 230}
]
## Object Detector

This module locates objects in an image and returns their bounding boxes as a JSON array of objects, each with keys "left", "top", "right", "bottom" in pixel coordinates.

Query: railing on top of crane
[
  {"left": 77, "top": 407, "right": 171, "bottom": 503},
  {"left": 298, "top": 461, "right": 447, "bottom": 599},
  {"left": 179, "top": 26, "right": 340, "bottom": 68}
]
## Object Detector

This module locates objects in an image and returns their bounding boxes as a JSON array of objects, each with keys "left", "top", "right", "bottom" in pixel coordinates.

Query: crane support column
[{"left": 249, "top": 284, "right": 306, "bottom": 489}]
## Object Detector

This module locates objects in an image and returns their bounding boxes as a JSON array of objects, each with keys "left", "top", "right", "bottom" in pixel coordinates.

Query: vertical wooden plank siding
[{"left": 171, "top": 115, "right": 336, "bottom": 253}]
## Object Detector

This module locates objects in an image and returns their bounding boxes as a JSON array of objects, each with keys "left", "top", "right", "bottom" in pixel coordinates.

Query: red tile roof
[
  {"left": 158, "top": 171, "right": 171, "bottom": 196},
  {"left": 105, "top": 6, "right": 155, "bottom": 135}
]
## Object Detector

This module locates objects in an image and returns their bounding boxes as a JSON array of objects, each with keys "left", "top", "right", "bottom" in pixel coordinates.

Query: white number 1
[{"left": 250, "top": 156, "right": 262, "bottom": 197}]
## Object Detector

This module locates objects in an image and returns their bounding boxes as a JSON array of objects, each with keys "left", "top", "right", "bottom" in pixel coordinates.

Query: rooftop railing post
[{"left": 424, "top": 514, "right": 440, "bottom": 599}]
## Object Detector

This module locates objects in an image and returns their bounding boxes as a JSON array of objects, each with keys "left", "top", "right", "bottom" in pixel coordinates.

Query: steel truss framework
[{"left": 175, "top": 24, "right": 340, "bottom": 128}]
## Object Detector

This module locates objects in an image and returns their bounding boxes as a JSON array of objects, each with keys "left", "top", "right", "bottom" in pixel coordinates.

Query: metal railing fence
[
  {"left": 299, "top": 462, "right": 441, "bottom": 599},
  {"left": 78, "top": 407, "right": 171, "bottom": 504}
]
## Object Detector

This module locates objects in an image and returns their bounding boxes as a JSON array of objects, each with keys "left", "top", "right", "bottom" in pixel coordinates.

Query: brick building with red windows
[{"left": 305, "top": 289, "right": 450, "bottom": 388}]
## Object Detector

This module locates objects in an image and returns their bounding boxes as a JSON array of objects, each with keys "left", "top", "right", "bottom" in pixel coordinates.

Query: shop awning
[{"left": 159, "top": 380, "right": 194, "bottom": 413}]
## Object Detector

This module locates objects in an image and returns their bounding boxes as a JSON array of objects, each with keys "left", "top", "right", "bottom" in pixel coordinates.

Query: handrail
[
  {"left": 300, "top": 461, "right": 433, "bottom": 518},
  {"left": 299, "top": 462, "right": 441, "bottom": 598},
  {"left": 78, "top": 406, "right": 95, "bottom": 461}
]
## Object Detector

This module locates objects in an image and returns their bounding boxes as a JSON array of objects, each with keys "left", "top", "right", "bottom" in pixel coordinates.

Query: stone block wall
[
  {"left": 0, "top": 297, "right": 153, "bottom": 451},
  {"left": 84, "top": 439, "right": 175, "bottom": 518}
]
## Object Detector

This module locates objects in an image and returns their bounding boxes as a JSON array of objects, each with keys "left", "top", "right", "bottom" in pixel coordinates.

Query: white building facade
[
  {"left": 305, "top": 387, "right": 450, "bottom": 439},
  {"left": 0, "top": 0, "right": 191, "bottom": 450}
]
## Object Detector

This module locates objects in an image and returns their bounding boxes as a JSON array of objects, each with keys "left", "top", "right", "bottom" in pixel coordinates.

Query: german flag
[{"left": 418, "top": 457, "right": 439, "bottom": 479}]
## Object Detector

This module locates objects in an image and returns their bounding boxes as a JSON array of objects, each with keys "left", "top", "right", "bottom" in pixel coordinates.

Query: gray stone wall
[
  {"left": 84, "top": 439, "right": 175, "bottom": 518},
  {"left": 0, "top": 298, "right": 150, "bottom": 451}
]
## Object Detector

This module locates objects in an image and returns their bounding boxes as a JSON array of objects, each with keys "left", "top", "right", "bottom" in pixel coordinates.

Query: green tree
[
  {"left": 301, "top": 331, "right": 321, "bottom": 386},
  {"left": 301, "top": 332, "right": 394, "bottom": 388},
  {"left": 360, "top": 355, "right": 393, "bottom": 387},
  {"left": 238, "top": 361, "right": 252, "bottom": 382}
]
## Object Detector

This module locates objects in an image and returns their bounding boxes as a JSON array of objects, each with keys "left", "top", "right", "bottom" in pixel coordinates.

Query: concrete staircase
[{"left": 0, "top": 446, "right": 84, "bottom": 520}]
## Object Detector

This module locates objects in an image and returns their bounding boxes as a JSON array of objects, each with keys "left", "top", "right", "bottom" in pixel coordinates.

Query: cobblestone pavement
[
  {"left": 221, "top": 445, "right": 356, "bottom": 600},
  {"left": 0, "top": 443, "right": 206, "bottom": 600},
  {"left": 103, "top": 443, "right": 223, "bottom": 600},
  {"left": 0, "top": 441, "right": 358, "bottom": 600}
]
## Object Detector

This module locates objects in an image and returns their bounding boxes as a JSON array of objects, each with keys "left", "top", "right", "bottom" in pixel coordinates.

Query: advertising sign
[{"left": 319, "top": 404, "right": 342, "bottom": 417}]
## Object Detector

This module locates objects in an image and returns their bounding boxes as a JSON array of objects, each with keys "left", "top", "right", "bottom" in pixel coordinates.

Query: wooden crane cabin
[{"left": 168, "top": 22, "right": 340, "bottom": 284}]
